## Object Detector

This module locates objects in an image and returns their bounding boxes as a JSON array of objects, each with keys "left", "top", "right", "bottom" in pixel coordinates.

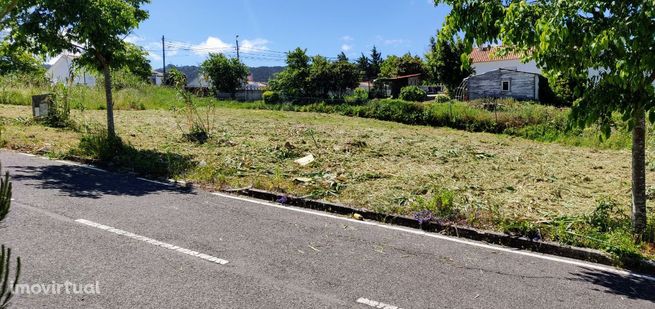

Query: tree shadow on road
[
  {"left": 9, "top": 163, "right": 195, "bottom": 199},
  {"left": 571, "top": 269, "right": 655, "bottom": 303}
]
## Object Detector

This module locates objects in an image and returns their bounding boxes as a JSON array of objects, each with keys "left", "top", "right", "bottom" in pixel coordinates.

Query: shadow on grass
[{"left": 571, "top": 269, "right": 655, "bottom": 303}]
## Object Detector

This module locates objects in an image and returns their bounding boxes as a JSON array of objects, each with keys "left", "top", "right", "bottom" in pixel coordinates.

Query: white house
[
  {"left": 470, "top": 47, "right": 541, "bottom": 75},
  {"left": 46, "top": 53, "right": 97, "bottom": 86}
]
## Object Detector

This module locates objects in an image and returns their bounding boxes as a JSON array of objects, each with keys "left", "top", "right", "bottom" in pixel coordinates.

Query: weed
[
  {"left": 173, "top": 89, "right": 215, "bottom": 144},
  {"left": 410, "top": 188, "right": 459, "bottom": 221}
]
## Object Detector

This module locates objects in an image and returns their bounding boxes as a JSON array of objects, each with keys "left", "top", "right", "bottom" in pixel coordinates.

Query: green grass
[{"left": 1, "top": 103, "right": 653, "bottom": 261}]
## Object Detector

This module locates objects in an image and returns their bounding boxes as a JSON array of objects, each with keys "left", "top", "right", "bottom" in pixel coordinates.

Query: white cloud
[
  {"left": 124, "top": 34, "right": 144, "bottom": 44},
  {"left": 240, "top": 38, "right": 270, "bottom": 52},
  {"left": 341, "top": 35, "right": 354, "bottom": 42},
  {"left": 341, "top": 44, "right": 353, "bottom": 52},
  {"left": 189, "top": 36, "right": 233, "bottom": 56},
  {"left": 383, "top": 39, "right": 406, "bottom": 46}
]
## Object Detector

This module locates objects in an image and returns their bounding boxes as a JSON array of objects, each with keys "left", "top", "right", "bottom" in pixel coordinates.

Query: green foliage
[
  {"left": 200, "top": 53, "right": 249, "bottom": 95},
  {"left": 117, "top": 42, "right": 152, "bottom": 82},
  {"left": 164, "top": 68, "right": 187, "bottom": 88},
  {"left": 436, "top": 0, "right": 655, "bottom": 235},
  {"left": 96, "top": 68, "right": 148, "bottom": 91},
  {"left": 410, "top": 188, "right": 460, "bottom": 220},
  {"left": 399, "top": 85, "right": 426, "bottom": 102},
  {"left": 369, "top": 46, "right": 382, "bottom": 80},
  {"left": 0, "top": 41, "right": 44, "bottom": 75},
  {"left": 345, "top": 88, "right": 369, "bottom": 104},
  {"left": 73, "top": 131, "right": 196, "bottom": 178},
  {"left": 0, "top": 163, "right": 11, "bottom": 222},
  {"left": 435, "top": 93, "right": 450, "bottom": 103},
  {"left": 173, "top": 89, "right": 215, "bottom": 144},
  {"left": 0, "top": 163, "right": 20, "bottom": 309},
  {"left": 269, "top": 48, "right": 310, "bottom": 101},
  {"left": 379, "top": 53, "right": 425, "bottom": 78},
  {"left": 0, "top": 245, "right": 20, "bottom": 309},
  {"left": 9, "top": 0, "right": 150, "bottom": 137},
  {"left": 42, "top": 83, "right": 72, "bottom": 128},
  {"left": 262, "top": 91, "right": 281, "bottom": 104},
  {"left": 424, "top": 36, "right": 473, "bottom": 94},
  {"left": 270, "top": 48, "right": 359, "bottom": 102}
]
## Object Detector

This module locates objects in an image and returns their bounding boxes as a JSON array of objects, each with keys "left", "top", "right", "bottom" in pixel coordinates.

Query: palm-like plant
[{"left": 0, "top": 163, "right": 19, "bottom": 309}]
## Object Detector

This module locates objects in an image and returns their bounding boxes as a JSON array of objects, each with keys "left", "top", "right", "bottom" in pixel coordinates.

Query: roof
[
  {"left": 464, "top": 68, "right": 542, "bottom": 81},
  {"left": 376, "top": 73, "right": 422, "bottom": 81},
  {"left": 470, "top": 47, "right": 522, "bottom": 63}
]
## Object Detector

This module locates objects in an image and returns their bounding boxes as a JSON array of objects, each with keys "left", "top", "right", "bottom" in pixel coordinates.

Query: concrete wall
[{"left": 467, "top": 69, "right": 539, "bottom": 101}]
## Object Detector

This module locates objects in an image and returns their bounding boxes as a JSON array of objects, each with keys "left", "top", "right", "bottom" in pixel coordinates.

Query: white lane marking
[
  {"left": 356, "top": 297, "right": 402, "bottom": 309},
  {"left": 18, "top": 153, "right": 36, "bottom": 157},
  {"left": 136, "top": 177, "right": 173, "bottom": 186},
  {"left": 75, "top": 219, "right": 228, "bottom": 265},
  {"left": 211, "top": 192, "right": 655, "bottom": 282},
  {"left": 13, "top": 153, "right": 654, "bottom": 281}
]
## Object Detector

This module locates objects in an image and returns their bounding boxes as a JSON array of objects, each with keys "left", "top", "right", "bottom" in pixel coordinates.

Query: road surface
[{"left": 0, "top": 151, "right": 653, "bottom": 308}]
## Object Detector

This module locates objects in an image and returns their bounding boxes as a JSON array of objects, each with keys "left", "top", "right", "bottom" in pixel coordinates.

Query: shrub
[
  {"left": 399, "top": 85, "right": 426, "bottom": 102},
  {"left": 435, "top": 93, "right": 450, "bottom": 103},
  {"left": 345, "top": 88, "right": 369, "bottom": 104},
  {"left": 173, "top": 89, "right": 215, "bottom": 144},
  {"left": 262, "top": 91, "right": 281, "bottom": 104}
]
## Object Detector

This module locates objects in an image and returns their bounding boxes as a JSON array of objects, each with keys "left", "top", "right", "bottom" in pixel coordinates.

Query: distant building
[
  {"left": 462, "top": 68, "right": 544, "bottom": 101},
  {"left": 150, "top": 71, "right": 164, "bottom": 86},
  {"left": 470, "top": 46, "right": 541, "bottom": 75},
  {"left": 375, "top": 73, "right": 422, "bottom": 98},
  {"left": 187, "top": 74, "right": 267, "bottom": 101},
  {"left": 46, "top": 53, "right": 96, "bottom": 86}
]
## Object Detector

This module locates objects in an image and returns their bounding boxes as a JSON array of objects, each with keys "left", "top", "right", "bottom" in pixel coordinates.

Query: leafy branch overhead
[{"left": 435, "top": 0, "right": 655, "bottom": 236}]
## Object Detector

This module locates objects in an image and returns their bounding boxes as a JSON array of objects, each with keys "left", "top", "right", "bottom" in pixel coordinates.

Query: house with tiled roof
[{"left": 470, "top": 46, "right": 541, "bottom": 75}]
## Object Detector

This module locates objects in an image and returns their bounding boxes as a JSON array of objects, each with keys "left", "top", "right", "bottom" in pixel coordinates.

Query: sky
[{"left": 127, "top": 0, "right": 451, "bottom": 68}]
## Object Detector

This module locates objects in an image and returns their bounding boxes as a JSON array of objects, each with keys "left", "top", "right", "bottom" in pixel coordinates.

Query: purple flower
[
  {"left": 414, "top": 210, "right": 434, "bottom": 225},
  {"left": 276, "top": 196, "right": 288, "bottom": 204}
]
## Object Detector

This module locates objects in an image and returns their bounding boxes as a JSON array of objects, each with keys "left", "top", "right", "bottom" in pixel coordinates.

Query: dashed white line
[
  {"left": 356, "top": 297, "right": 402, "bottom": 309},
  {"left": 211, "top": 192, "right": 655, "bottom": 282},
  {"left": 75, "top": 219, "right": 228, "bottom": 265}
]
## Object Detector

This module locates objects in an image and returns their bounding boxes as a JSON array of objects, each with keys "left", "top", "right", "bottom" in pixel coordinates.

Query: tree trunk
[
  {"left": 632, "top": 108, "right": 648, "bottom": 237},
  {"left": 102, "top": 66, "right": 116, "bottom": 137}
]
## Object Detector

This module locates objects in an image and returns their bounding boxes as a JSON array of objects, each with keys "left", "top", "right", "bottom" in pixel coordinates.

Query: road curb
[
  {"left": 233, "top": 188, "right": 655, "bottom": 275},
  {"left": 9, "top": 150, "right": 655, "bottom": 275}
]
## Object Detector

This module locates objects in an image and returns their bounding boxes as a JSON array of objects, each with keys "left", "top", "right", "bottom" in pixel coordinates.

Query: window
[{"left": 501, "top": 80, "right": 510, "bottom": 92}]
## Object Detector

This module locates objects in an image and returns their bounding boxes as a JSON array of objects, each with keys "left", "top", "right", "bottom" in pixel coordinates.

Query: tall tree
[
  {"left": 7, "top": 0, "right": 150, "bottom": 138},
  {"left": 436, "top": 0, "right": 655, "bottom": 236},
  {"left": 425, "top": 36, "right": 473, "bottom": 94},
  {"left": 200, "top": 53, "right": 249, "bottom": 97},
  {"left": 269, "top": 48, "right": 311, "bottom": 101},
  {"left": 331, "top": 59, "right": 359, "bottom": 98},
  {"left": 337, "top": 51, "right": 349, "bottom": 63},
  {"left": 369, "top": 46, "right": 382, "bottom": 79},
  {"left": 121, "top": 42, "right": 152, "bottom": 82},
  {"left": 356, "top": 53, "right": 371, "bottom": 81},
  {"left": 379, "top": 53, "right": 425, "bottom": 78}
]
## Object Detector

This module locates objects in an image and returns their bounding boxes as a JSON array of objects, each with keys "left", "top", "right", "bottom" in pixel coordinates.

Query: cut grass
[{"left": 1, "top": 104, "right": 653, "bottom": 260}]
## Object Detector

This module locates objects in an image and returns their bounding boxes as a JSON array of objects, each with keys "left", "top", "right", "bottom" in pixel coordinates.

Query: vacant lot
[{"left": 2, "top": 104, "right": 651, "bottom": 223}]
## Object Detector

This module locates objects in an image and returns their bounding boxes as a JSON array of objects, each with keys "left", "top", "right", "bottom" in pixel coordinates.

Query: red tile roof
[{"left": 470, "top": 47, "right": 522, "bottom": 63}]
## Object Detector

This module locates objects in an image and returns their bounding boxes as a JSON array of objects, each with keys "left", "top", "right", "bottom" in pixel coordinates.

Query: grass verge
[{"left": 1, "top": 104, "right": 653, "bottom": 261}]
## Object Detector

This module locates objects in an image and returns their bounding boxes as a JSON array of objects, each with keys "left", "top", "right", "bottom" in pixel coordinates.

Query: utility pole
[
  {"left": 236, "top": 34, "right": 240, "bottom": 61},
  {"left": 162, "top": 35, "right": 166, "bottom": 84}
]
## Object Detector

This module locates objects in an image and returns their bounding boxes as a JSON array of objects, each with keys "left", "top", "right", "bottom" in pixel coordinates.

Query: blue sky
[{"left": 128, "top": 0, "right": 450, "bottom": 68}]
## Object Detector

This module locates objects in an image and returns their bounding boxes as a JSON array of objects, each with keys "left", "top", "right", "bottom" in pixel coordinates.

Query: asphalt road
[{"left": 0, "top": 151, "right": 653, "bottom": 308}]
